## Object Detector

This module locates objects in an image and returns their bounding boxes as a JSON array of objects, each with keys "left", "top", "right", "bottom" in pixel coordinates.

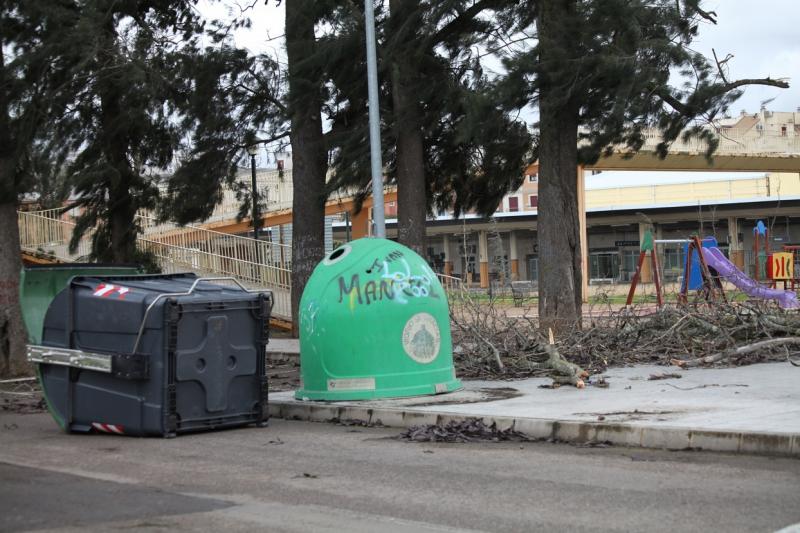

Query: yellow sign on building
[{"left": 770, "top": 252, "right": 794, "bottom": 280}]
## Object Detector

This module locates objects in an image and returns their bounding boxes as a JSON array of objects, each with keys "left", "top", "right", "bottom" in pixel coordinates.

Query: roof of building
[
  {"left": 726, "top": 115, "right": 759, "bottom": 131},
  {"left": 585, "top": 170, "right": 768, "bottom": 189}
]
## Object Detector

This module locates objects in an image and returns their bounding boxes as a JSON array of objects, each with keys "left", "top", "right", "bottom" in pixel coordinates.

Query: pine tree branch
[
  {"left": 244, "top": 130, "right": 290, "bottom": 149},
  {"left": 429, "top": 0, "right": 504, "bottom": 47},
  {"left": 711, "top": 48, "right": 732, "bottom": 85},
  {"left": 244, "top": 66, "right": 287, "bottom": 113},
  {"left": 720, "top": 78, "right": 790, "bottom": 91},
  {"left": 656, "top": 77, "right": 789, "bottom": 116}
]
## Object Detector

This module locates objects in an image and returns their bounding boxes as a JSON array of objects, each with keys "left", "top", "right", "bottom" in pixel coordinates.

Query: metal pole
[
  {"left": 251, "top": 154, "right": 260, "bottom": 241},
  {"left": 364, "top": 0, "right": 385, "bottom": 238},
  {"left": 250, "top": 152, "right": 262, "bottom": 278}
]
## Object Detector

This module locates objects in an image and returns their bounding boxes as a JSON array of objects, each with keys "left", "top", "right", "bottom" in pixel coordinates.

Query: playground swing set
[{"left": 626, "top": 221, "right": 799, "bottom": 309}]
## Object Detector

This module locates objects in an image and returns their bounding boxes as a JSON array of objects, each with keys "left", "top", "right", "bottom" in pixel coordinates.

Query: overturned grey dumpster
[{"left": 28, "top": 273, "right": 272, "bottom": 437}]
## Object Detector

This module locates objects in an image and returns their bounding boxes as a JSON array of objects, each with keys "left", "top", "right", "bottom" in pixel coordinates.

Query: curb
[
  {"left": 268, "top": 400, "right": 800, "bottom": 457},
  {"left": 266, "top": 351, "right": 300, "bottom": 363}
]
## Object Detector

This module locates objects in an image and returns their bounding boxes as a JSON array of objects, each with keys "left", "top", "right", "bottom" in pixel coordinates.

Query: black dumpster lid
[{"left": 67, "top": 273, "right": 265, "bottom": 302}]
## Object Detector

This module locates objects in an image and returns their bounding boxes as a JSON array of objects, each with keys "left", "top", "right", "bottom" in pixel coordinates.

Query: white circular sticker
[{"left": 401, "top": 312, "right": 441, "bottom": 364}]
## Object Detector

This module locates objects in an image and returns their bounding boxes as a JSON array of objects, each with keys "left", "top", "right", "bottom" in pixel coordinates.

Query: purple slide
[{"left": 700, "top": 247, "right": 799, "bottom": 309}]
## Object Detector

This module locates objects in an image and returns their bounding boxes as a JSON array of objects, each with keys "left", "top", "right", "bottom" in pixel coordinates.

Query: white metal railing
[
  {"left": 18, "top": 208, "right": 292, "bottom": 320},
  {"left": 198, "top": 169, "right": 294, "bottom": 225},
  {"left": 437, "top": 273, "right": 464, "bottom": 292},
  {"left": 140, "top": 169, "right": 294, "bottom": 234},
  {"left": 138, "top": 214, "right": 291, "bottom": 288},
  {"left": 437, "top": 273, "right": 468, "bottom": 305},
  {"left": 17, "top": 208, "right": 92, "bottom": 261}
]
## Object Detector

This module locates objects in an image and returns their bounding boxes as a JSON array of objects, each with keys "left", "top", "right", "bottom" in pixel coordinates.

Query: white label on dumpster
[
  {"left": 402, "top": 312, "right": 441, "bottom": 364},
  {"left": 328, "top": 378, "right": 376, "bottom": 391}
]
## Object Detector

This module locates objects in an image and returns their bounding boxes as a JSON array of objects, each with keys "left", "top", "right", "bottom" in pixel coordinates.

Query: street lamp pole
[
  {"left": 247, "top": 145, "right": 262, "bottom": 277},
  {"left": 247, "top": 145, "right": 260, "bottom": 241},
  {"left": 364, "top": 0, "right": 385, "bottom": 238}
]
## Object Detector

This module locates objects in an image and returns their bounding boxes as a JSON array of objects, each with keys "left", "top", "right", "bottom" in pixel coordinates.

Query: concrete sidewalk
[
  {"left": 266, "top": 338, "right": 300, "bottom": 361},
  {"left": 269, "top": 362, "right": 800, "bottom": 456}
]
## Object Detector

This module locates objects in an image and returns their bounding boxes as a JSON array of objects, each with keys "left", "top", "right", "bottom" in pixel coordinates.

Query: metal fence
[{"left": 18, "top": 208, "right": 293, "bottom": 320}]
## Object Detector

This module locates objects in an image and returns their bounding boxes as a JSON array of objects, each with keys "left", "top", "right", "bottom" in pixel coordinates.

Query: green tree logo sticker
[{"left": 401, "top": 312, "right": 441, "bottom": 364}]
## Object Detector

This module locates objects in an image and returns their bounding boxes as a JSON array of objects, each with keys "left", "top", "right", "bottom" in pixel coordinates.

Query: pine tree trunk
[
  {"left": 286, "top": 0, "right": 327, "bottom": 335},
  {"left": 98, "top": 19, "right": 138, "bottom": 264},
  {"left": 109, "top": 190, "right": 137, "bottom": 263},
  {"left": 390, "top": 0, "right": 427, "bottom": 256},
  {"left": 536, "top": 0, "right": 583, "bottom": 333},
  {"left": 0, "top": 200, "right": 29, "bottom": 377},
  {"left": 0, "top": 44, "right": 29, "bottom": 376}
]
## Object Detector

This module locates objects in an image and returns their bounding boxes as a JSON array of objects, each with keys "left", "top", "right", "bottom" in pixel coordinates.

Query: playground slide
[{"left": 700, "top": 247, "right": 799, "bottom": 309}]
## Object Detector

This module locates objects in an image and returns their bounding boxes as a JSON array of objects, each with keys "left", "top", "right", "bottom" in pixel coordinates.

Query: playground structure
[
  {"left": 767, "top": 246, "right": 799, "bottom": 291},
  {"left": 752, "top": 219, "right": 771, "bottom": 282},
  {"left": 627, "top": 227, "right": 799, "bottom": 309}
]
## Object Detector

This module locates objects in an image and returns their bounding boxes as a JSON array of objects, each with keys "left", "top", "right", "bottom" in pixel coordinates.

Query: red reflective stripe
[
  {"left": 92, "top": 422, "right": 124, "bottom": 434},
  {"left": 94, "top": 284, "right": 117, "bottom": 297}
]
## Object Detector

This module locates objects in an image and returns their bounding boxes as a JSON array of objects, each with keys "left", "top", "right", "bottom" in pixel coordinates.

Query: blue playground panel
[{"left": 681, "top": 237, "right": 718, "bottom": 291}]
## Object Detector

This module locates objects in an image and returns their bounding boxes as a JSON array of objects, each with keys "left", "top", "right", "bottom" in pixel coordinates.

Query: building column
[
  {"left": 478, "top": 230, "right": 489, "bottom": 289},
  {"left": 443, "top": 234, "right": 453, "bottom": 276},
  {"left": 653, "top": 222, "right": 663, "bottom": 242},
  {"left": 578, "top": 166, "right": 589, "bottom": 303},
  {"left": 350, "top": 207, "right": 370, "bottom": 239},
  {"left": 638, "top": 222, "right": 653, "bottom": 283},
  {"left": 509, "top": 230, "right": 519, "bottom": 281},
  {"left": 728, "top": 216, "right": 745, "bottom": 269}
]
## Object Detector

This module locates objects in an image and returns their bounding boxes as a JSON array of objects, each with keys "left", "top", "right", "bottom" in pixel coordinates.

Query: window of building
[
  {"left": 528, "top": 173, "right": 538, "bottom": 183},
  {"left": 528, "top": 195, "right": 538, "bottom": 208},
  {"left": 662, "top": 247, "right": 684, "bottom": 281},
  {"left": 508, "top": 196, "right": 519, "bottom": 212},
  {"left": 781, "top": 125, "right": 787, "bottom": 137},
  {"left": 620, "top": 250, "right": 638, "bottom": 282},
  {"left": 589, "top": 252, "right": 619, "bottom": 282}
]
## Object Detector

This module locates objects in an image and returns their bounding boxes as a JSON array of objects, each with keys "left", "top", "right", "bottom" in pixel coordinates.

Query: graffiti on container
[
  {"left": 365, "top": 250, "right": 404, "bottom": 274},
  {"left": 302, "top": 300, "right": 320, "bottom": 335},
  {"left": 380, "top": 258, "right": 437, "bottom": 304},
  {"left": 338, "top": 258, "right": 438, "bottom": 310}
]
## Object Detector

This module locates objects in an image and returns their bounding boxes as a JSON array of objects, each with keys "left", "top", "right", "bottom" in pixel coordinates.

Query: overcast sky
[
  {"left": 202, "top": 0, "right": 799, "bottom": 185},
  {"left": 206, "top": 0, "right": 798, "bottom": 114}
]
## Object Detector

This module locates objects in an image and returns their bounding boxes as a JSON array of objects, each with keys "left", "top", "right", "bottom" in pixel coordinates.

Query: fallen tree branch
[
  {"left": 449, "top": 290, "right": 800, "bottom": 383},
  {"left": 672, "top": 337, "right": 800, "bottom": 368},
  {"left": 663, "top": 383, "right": 748, "bottom": 390},
  {"left": 471, "top": 327, "right": 504, "bottom": 371}
]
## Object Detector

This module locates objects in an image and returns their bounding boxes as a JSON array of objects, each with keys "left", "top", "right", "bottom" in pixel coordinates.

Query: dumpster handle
[{"left": 131, "top": 277, "right": 273, "bottom": 354}]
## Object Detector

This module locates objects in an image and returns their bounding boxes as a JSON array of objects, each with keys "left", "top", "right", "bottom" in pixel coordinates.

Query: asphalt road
[{"left": 1, "top": 413, "right": 799, "bottom": 532}]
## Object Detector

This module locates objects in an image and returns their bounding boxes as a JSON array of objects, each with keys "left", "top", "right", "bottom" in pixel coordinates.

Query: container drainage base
[{"left": 295, "top": 379, "right": 462, "bottom": 401}]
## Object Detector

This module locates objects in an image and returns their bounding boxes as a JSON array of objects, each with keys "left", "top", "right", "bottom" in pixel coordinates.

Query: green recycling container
[
  {"left": 20, "top": 264, "right": 140, "bottom": 344},
  {"left": 296, "top": 237, "right": 462, "bottom": 401}
]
